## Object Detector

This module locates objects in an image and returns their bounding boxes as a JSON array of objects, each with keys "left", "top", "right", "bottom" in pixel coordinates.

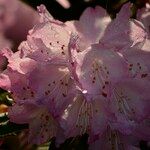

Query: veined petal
[
  {"left": 89, "top": 126, "right": 140, "bottom": 150},
  {"left": 28, "top": 63, "right": 76, "bottom": 115},
  {"left": 28, "top": 105, "right": 58, "bottom": 144},
  {"left": 72, "top": 44, "right": 128, "bottom": 96},
  {"left": 24, "top": 20, "right": 70, "bottom": 62},
  {"left": 61, "top": 93, "right": 107, "bottom": 138},
  {"left": 0, "top": 70, "right": 32, "bottom": 101},
  {"left": 8, "top": 101, "right": 59, "bottom": 144},
  {"left": 111, "top": 79, "right": 150, "bottom": 124}
]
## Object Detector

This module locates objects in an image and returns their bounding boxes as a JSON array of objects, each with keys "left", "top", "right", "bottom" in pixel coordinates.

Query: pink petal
[
  {"left": 20, "top": 20, "right": 70, "bottom": 63},
  {"left": 28, "top": 105, "right": 58, "bottom": 144},
  {"left": 110, "top": 79, "right": 150, "bottom": 125},
  {"left": 8, "top": 101, "right": 37, "bottom": 124},
  {"left": 142, "top": 39, "right": 150, "bottom": 51},
  {"left": 100, "top": 3, "right": 146, "bottom": 51},
  {"left": 69, "top": 6, "right": 111, "bottom": 46},
  {"left": 72, "top": 44, "right": 128, "bottom": 96},
  {"left": 0, "top": 73, "right": 11, "bottom": 90},
  {"left": 9, "top": 101, "right": 59, "bottom": 144},
  {"left": 61, "top": 93, "right": 108, "bottom": 138},
  {"left": 37, "top": 4, "right": 53, "bottom": 23},
  {"left": 28, "top": 63, "right": 75, "bottom": 115},
  {"left": 123, "top": 48, "right": 150, "bottom": 79}
]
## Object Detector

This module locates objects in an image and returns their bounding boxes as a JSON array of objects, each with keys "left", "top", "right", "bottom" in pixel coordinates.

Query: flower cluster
[{"left": 0, "top": 2, "right": 150, "bottom": 149}]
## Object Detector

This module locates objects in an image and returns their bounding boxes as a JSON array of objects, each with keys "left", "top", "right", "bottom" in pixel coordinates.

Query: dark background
[{"left": 22, "top": 0, "right": 149, "bottom": 21}]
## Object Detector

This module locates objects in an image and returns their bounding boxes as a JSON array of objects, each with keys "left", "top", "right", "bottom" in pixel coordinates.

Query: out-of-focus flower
[
  {"left": 0, "top": 0, "right": 38, "bottom": 72},
  {"left": 0, "top": 2, "right": 149, "bottom": 149},
  {"left": 137, "top": 3, "right": 150, "bottom": 36},
  {"left": 137, "top": 3, "right": 150, "bottom": 52},
  {"left": 0, "top": 33, "right": 11, "bottom": 50},
  {"left": 0, "top": 0, "right": 39, "bottom": 42},
  {"left": 56, "top": 0, "right": 71, "bottom": 9}
]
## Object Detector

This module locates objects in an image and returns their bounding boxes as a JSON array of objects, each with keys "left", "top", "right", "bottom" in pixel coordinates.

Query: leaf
[
  {"left": 0, "top": 112, "right": 9, "bottom": 124},
  {"left": 0, "top": 121, "right": 28, "bottom": 138},
  {"left": 0, "top": 89, "right": 13, "bottom": 106}
]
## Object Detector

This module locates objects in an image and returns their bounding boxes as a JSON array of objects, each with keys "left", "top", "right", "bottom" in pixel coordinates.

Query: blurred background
[{"left": 22, "top": 0, "right": 150, "bottom": 20}]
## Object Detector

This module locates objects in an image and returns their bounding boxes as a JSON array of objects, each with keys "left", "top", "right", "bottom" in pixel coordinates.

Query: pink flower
[
  {"left": 68, "top": 42, "right": 128, "bottom": 96},
  {"left": 0, "top": 48, "right": 75, "bottom": 114},
  {"left": 0, "top": 2, "right": 149, "bottom": 147},
  {"left": 0, "top": 48, "right": 76, "bottom": 144},
  {"left": 19, "top": 3, "right": 146, "bottom": 63}
]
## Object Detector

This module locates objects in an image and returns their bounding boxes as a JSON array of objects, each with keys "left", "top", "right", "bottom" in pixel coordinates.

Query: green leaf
[
  {"left": 0, "top": 121, "right": 28, "bottom": 138},
  {"left": 0, "top": 90, "right": 13, "bottom": 106},
  {"left": 0, "top": 112, "right": 9, "bottom": 123}
]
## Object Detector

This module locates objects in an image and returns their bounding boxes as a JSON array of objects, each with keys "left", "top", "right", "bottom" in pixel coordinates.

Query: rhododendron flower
[
  {"left": 0, "top": 48, "right": 75, "bottom": 144},
  {"left": 19, "top": 3, "right": 146, "bottom": 63},
  {"left": 0, "top": 2, "right": 149, "bottom": 149},
  {"left": 0, "top": 0, "right": 38, "bottom": 42}
]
